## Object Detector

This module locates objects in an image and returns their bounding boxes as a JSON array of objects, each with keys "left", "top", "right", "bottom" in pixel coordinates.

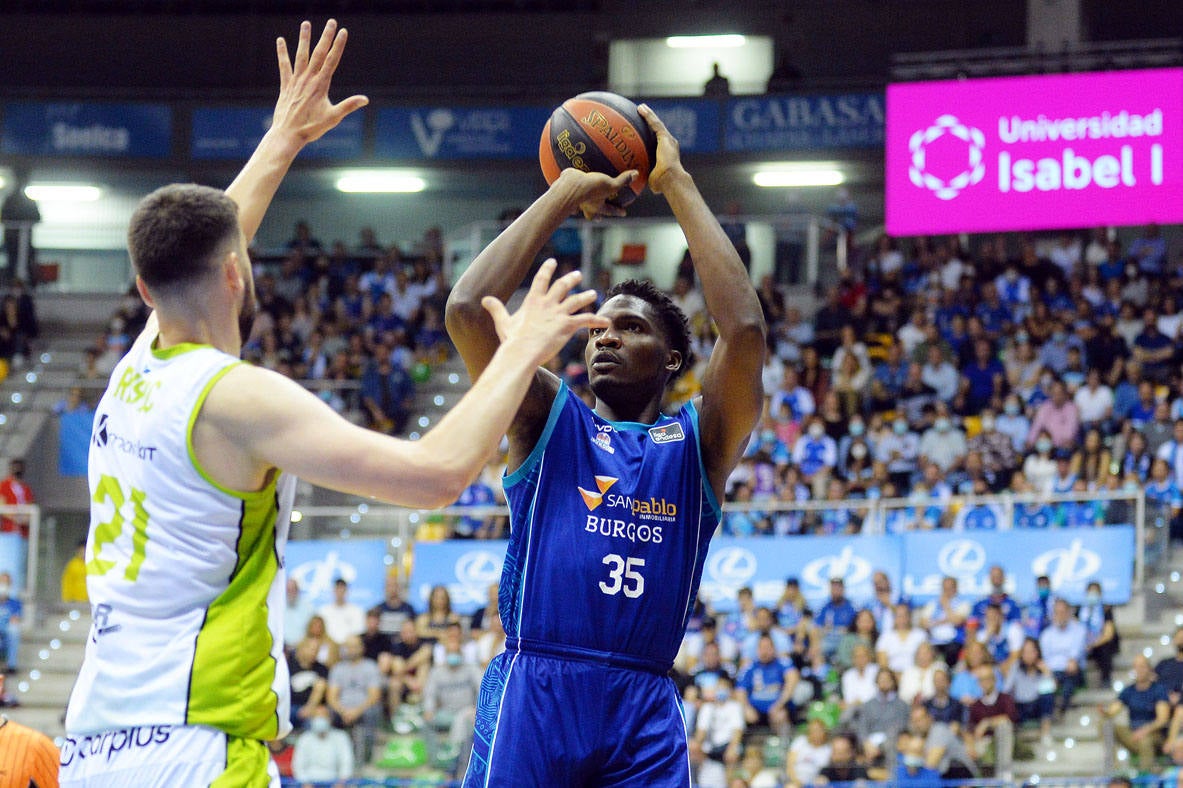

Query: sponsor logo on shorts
[
  {"left": 648, "top": 422, "right": 685, "bottom": 444},
  {"left": 60, "top": 725, "right": 173, "bottom": 766}
]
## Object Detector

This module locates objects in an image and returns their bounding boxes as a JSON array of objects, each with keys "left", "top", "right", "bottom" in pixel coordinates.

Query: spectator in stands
[
  {"left": 388, "top": 618, "right": 431, "bottom": 717},
  {"left": 920, "top": 343, "right": 959, "bottom": 402},
  {"left": 877, "top": 416, "right": 920, "bottom": 491},
  {"left": 900, "top": 642, "right": 942, "bottom": 704},
  {"left": 1026, "top": 378, "right": 1080, "bottom": 450},
  {"left": 835, "top": 608, "right": 879, "bottom": 673},
  {"left": 785, "top": 717, "right": 832, "bottom": 787},
  {"left": 817, "top": 730, "right": 869, "bottom": 782},
  {"left": 421, "top": 623, "right": 482, "bottom": 760},
  {"left": 689, "top": 674, "right": 745, "bottom": 788},
  {"left": 739, "top": 607, "right": 791, "bottom": 664},
  {"left": 841, "top": 643, "right": 880, "bottom": 712},
  {"left": 289, "top": 637, "right": 329, "bottom": 732},
  {"left": 301, "top": 615, "right": 340, "bottom": 667},
  {"left": 0, "top": 459, "right": 33, "bottom": 537},
  {"left": 995, "top": 393, "right": 1031, "bottom": 454},
  {"left": 864, "top": 571, "right": 896, "bottom": 635},
  {"left": 921, "top": 575, "right": 970, "bottom": 667},
  {"left": 1072, "top": 427, "right": 1112, "bottom": 490},
  {"left": 416, "top": 583, "right": 461, "bottom": 644},
  {"left": 376, "top": 574, "right": 416, "bottom": 646},
  {"left": 877, "top": 602, "right": 927, "bottom": 675},
  {"left": 318, "top": 578, "right": 366, "bottom": 646},
  {"left": 972, "top": 565, "right": 1021, "bottom": 624},
  {"left": 0, "top": 573, "right": 21, "bottom": 672},
  {"left": 1098, "top": 653, "right": 1171, "bottom": 773},
  {"left": 360, "top": 352, "right": 414, "bottom": 435},
  {"left": 793, "top": 415, "right": 838, "bottom": 490},
  {"left": 1022, "top": 431, "right": 1058, "bottom": 494},
  {"left": 925, "top": 665, "right": 965, "bottom": 733},
  {"left": 737, "top": 633, "right": 798, "bottom": 736},
  {"left": 1156, "top": 626, "right": 1183, "bottom": 711},
  {"left": 1005, "top": 636, "right": 1056, "bottom": 747},
  {"left": 977, "top": 603, "right": 1022, "bottom": 671},
  {"left": 361, "top": 607, "right": 394, "bottom": 673},
  {"left": 326, "top": 635, "right": 384, "bottom": 767},
  {"left": 1075, "top": 367, "right": 1116, "bottom": 432},
  {"left": 848, "top": 667, "right": 909, "bottom": 769},
  {"left": 965, "top": 663, "right": 1017, "bottom": 780},
  {"left": 1079, "top": 580, "right": 1120, "bottom": 688},
  {"left": 1129, "top": 223, "right": 1167, "bottom": 276},
  {"left": 60, "top": 538, "right": 87, "bottom": 605},
  {"left": 1040, "top": 597, "right": 1088, "bottom": 718},
  {"left": 292, "top": 705, "right": 353, "bottom": 787},
  {"left": 874, "top": 342, "right": 909, "bottom": 399},
  {"left": 906, "top": 703, "right": 978, "bottom": 779},
  {"left": 918, "top": 403, "right": 967, "bottom": 474},
  {"left": 1135, "top": 308, "right": 1175, "bottom": 384},
  {"left": 1020, "top": 574, "right": 1054, "bottom": 640},
  {"left": 817, "top": 577, "right": 857, "bottom": 659},
  {"left": 284, "top": 578, "right": 316, "bottom": 654}
]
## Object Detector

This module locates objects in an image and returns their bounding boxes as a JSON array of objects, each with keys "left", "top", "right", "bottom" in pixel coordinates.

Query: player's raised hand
[
  {"left": 272, "top": 19, "right": 368, "bottom": 145},
  {"left": 482, "top": 259, "right": 608, "bottom": 364},
  {"left": 638, "top": 104, "right": 686, "bottom": 195},
  {"left": 556, "top": 167, "right": 636, "bottom": 220}
]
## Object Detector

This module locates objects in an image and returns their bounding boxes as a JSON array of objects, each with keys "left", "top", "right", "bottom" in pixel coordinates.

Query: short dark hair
[
  {"left": 128, "top": 184, "right": 239, "bottom": 294},
  {"left": 603, "top": 279, "right": 693, "bottom": 381}
]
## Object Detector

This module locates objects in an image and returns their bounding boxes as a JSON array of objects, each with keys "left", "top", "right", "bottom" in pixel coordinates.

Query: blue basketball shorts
[{"left": 462, "top": 649, "right": 691, "bottom": 787}]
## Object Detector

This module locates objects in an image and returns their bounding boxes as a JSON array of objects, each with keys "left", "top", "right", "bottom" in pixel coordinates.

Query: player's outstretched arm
[
  {"left": 200, "top": 261, "right": 607, "bottom": 507},
  {"left": 226, "top": 19, "right": 368, "bottom": 243},
  {"left": 445, "top": 167, "right": 633, "bottom": 384},
  {"left": 640, "top": 104, "right": 766, "bottom": 498}
]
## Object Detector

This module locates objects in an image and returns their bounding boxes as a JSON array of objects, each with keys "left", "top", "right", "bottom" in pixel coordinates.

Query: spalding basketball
[{"left": 539, "top": 91, "right": 658, "bottom": 207}]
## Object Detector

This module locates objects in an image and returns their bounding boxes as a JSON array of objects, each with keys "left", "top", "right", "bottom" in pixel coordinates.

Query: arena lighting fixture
[
  {"left": 753, "top": 168, "right": 845, "bottom": 188},
  {"left": 335, "top": 171, "right": 425, "bottom": 193},
  {"left": 665, "top": 34, "right": 747, "bottom": 49},
  {"left": 25, "top": 183, "right": 102, "bottom": 202}
]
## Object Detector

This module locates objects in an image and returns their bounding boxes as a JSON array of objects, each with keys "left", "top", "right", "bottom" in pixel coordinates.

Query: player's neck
[
  {"left": 154, "top": 310, "right": 241, "bottom": 357},
  {"left": 593, "top": 396, "right": 664, "bottom": 425}
]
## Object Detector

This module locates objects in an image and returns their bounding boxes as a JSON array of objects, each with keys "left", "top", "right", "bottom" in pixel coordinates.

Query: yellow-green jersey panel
[{"left": 66, "top": 329, "right": 296, "bottom": 741}]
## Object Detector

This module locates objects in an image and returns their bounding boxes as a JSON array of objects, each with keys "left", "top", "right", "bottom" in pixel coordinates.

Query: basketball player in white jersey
[{"left": 60, "top": 20, "right": 607, "bottom": 787}]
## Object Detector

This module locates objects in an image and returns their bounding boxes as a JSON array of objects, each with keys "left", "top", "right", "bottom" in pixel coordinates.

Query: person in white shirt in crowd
[
  {"left": 689, "top": 674, "right": 746, "bottom": 788},
  {"left": 897, "top": 309, "right": 929, "bottom": 358},
  {"left": 284, "top": 577, "right": 316, "bottom": 654},
  {"left": 921, "top": 575, "right": 971, "bottom": 667},
  {"left": 318, "top": 577, "right": 366, "bottom": 645},
  {"left": 918, "top": 403, "right": 968, "bottom": 474},
  {"left": 878, "top": 602, "right": 928, "bottom": 675},
  {"left": 900, "top": 642, "right": 944, "bottom": 704},
  {"left": 431, "top": 620, "right": 479, "bottom": 666},
  {"left": 1039, "top": 597, "right": 1088, "bottom": 719},
  {"left": 785, "top": 717, "right": 832, "bottom": 787},
  {"left": 920, "top": 344, "right": 960, "bottom": 402},
  {"left": 1074, "top": 367, "right": 1115, "bottom": 430},
  {"left": 841, "top": 643, "right": 880, "bottom": 710},
  {"left": 292, "top": 706, "right": 354, "bottom": 788}
]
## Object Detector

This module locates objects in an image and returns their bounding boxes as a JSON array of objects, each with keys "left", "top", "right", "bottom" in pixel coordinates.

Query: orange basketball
[{"left": 539, "top": 91, "right": 658, "bottom": 207}]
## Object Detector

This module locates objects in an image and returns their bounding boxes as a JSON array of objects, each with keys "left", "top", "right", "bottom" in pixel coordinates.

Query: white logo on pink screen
[{"left": 887, "top": 69, "right": 1183, "bottom": 235}]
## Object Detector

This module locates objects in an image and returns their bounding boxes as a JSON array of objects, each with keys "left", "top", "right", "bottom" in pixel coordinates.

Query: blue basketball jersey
[{"left": 499, "top": 383, "right": 722, "bottom": 670}]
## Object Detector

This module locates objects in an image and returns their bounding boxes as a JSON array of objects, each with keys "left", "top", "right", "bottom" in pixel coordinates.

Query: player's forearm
[
  {"left": 659, "top": 170, "right": 765, "bottom": 340},
  {"left": 225, "top": 128, "right": 305, "bottom": 243}
]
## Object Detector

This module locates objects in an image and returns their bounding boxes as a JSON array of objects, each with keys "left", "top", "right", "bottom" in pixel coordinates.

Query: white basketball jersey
[{"left": 66, "top": 330, "right": 295, "bottom": 740}]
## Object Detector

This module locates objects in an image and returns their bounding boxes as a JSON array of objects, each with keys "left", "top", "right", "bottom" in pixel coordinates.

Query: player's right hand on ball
[{"left": 557, "top": 168, "right": 637, "bottom": 220}]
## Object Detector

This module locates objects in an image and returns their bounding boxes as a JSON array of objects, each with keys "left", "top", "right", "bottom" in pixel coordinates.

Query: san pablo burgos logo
[{"left": 908, "top": 114, "right": 986, "bottom": 200}]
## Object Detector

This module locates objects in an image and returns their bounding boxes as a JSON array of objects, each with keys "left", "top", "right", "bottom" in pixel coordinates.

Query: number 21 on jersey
[
  {"left": 599, "top": 553, "right": 645, "bottom": 598},
  {"left": 87, "top": 474, "right": 151, "bottom": 582}
]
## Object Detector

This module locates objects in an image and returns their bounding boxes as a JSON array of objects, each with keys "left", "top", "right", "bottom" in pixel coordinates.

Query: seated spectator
[
  {"left": 877, "top": 602, "right": 927, "bottom": 675},
  {"left": 950, "top": 641, "right": 994, "bottom": 707},
  {"left": 841, "top": 643, "right": 880, "bottom": 710},
  {"left": 1079, "top": 580, "right": 1121, "bottom": 688},
  {"left": 739, "top": 607, "right": 791, "bottom": 665},
  {"left": 972, "top": 565, "right": 1022, "bottom": 624},
  {"left": 292, "top": 706, "right": 354, "bottom": 787},
  {"left": 876, "top": 417, "right": 920, "bottom": 492},
  {"left": 1039, "top": 597, "right": 1088, "bottom": 718},
  {"left": 961, "top": 338, "right": 1006, "bottom": 413},
  {"left": 1026, "top": 378, "right": 1080, "bottom": 449},
  {"left": 1134, "top": 308, "right": 1175, "bottom": 384},
  {"left": 818, "top": 578, "right": 858, "bottom": 659},
  {"left": 361, "top": 606, "right": 394, "bottom": 672},
  {"left": 917, "top": 404, "right": 967, "bottom": 474},
  {"left": 1098, "top": 654, "right": 1170, "bottom": 773},
  {"left": 318, "top": 578, "right": 366, "bottom": 646},
  {"left": 792, "top": 415, "right": 838, "bottom": 487},
  {"left": 301, "top": 615, "right": 340, "bottom": 668},
  {"left": 1022, "top": 432, "right": 1057, "bottom": 494},
  {"left": 817, "top": 731, "right": 869, "bottom": 782},
  {"left": 416, "top": 584, "right": 462, "bottom": 644},
  {"left": 965, "top": 664, "right": 1017, "bottom": 781},
  {"left": 977, "top": 603, "right": 1023, "bottom": 671},
  {"left": 1072, "top": 427, "right": 1112, "bottom": 490},
  {"left": 388, "top": 619, "right": 432, "bottom": 717},
  {"left": 737, "top": 634, "right": 798, "bottom": 736},
  {"left": 1075, "top": 367, "right": 1115, "bottom": 429},
  {"left": 289, "top": 638, "right": 329, "bottom": 732},
  {"left": 925, "top": 666, "right": 966, "bottom": 732},
  {"left": 691, "top": 640, "right": 738, "bottom": 697},
  {"left": 1155, "top": 626, "right": 1183, "bottom": 711},
  {"left": 920, "top": 343, "right": 959, "bottom": 402},
  {"left": 835, "top": 608, "right": 879, "bottom": 673},
  {"left": 360, "top": 353, "right": 414, "bottom": 434},
  {"left": 785, "top": 717, "right": 832, "bottom": 787},
  {"left": 899, "top": 642, "right": 943, "bottom": 704},
  {"left": 1004, "top": 637, "right": 1056, "bottom": 746},
  {"left": 326, "top": 635, "right": 385, "bottom": 767},
  {"left": 421, "top": 624, "right": 483, "bottom": 763},
  {"left": 376, "top": 574, "right": 417, "bottom": 645},
  {"left": 995, "top": 394, "right": 1031, "bottom": 453},
  {"left": 967, "top": 410, "right": 1018, "bottom": 485},
  {"left": 905, "top": 703, "right": 978, "bottom": 779},
  {"left": 894, "top": 732, "right": 944, "bottom": 785},
  {"left": 689, "top": 674, "right": 745, "bottom": 788},
  {"left": 848, "top": 668, "right": 910, "bottom": 768}
]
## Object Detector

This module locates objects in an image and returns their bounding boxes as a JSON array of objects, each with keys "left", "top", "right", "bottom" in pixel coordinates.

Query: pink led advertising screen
[{"left": 885, "top": 68, "right": 1183, "bottom": 236}]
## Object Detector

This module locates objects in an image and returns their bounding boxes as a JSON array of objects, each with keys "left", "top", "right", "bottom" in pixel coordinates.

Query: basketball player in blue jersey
[
  {"left": 60, "top": 21, "right": 607, "bottom": 788},
  {"left": 447, "top": 106, "right": 766, "bottom": 786}
]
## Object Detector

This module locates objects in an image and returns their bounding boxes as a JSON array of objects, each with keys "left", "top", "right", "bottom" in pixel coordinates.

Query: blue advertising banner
[
  {"left": 642, "top": 98, "right": 721, "bottom": 154},
  {"left": 374, "top": 105, "right": 552, "bottom": 160},
  {"left": 2, "top": 102, "right": 171, "bottom": 157},
  {"left": 700, "top": 535, "right": 902, "bottom": 615},
  {"left": 899, "top": 526, "right": 1134, "bottom": 606},
  {"left": 410, "top": 540, "right": 505, "bottom": 615},
  {"left": 285, "top": 538, "right": 388, "bottom": 612},
  {"left": 191, "top": 106, "right": 363, "bottom": 160},
  {"left": 724, "top": 92, "right": 885, "bottom": 152}
]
